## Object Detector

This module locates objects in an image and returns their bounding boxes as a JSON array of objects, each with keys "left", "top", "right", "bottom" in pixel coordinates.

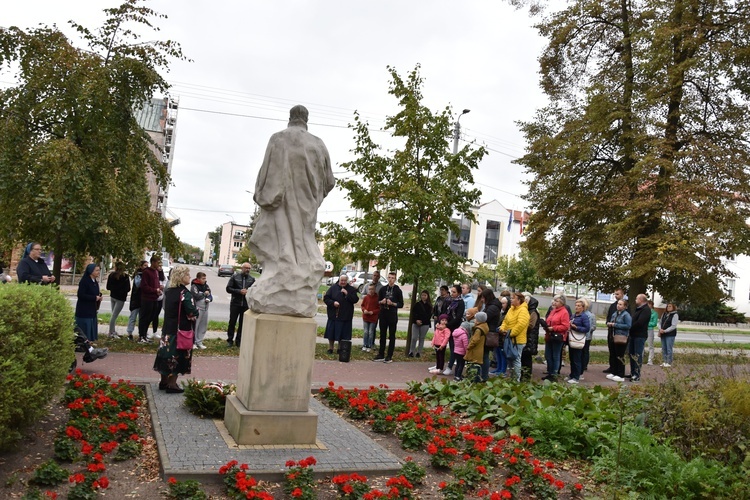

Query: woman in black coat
[
  {"left": 75, "top": 263, "right": 103, "bottom": 342},
  {"left": 444, "top": 284, "right": 465, "bottom": 374},
  {"left": 323, "top": 274, "right": 359, "bottom": 354},
  {"left": 409, "top": 290, "right": 433, "bottom": 358}
]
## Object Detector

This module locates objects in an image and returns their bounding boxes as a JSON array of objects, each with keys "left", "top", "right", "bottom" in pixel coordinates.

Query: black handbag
[{"left": 485, "top": 329, "right": 500, "bottom": 348}]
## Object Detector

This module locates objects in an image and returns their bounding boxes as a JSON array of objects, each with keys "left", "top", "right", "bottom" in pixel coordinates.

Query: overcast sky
[{"left": 3, "top": 1, "right": 554, "bottom": 250}]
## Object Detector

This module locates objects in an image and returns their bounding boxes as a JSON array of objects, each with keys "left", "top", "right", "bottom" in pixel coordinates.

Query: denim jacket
[{"left": 610, "top": 310, "right": 632, "bottom": 337}]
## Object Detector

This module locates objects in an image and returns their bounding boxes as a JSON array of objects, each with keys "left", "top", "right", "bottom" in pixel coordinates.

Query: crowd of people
[{"left": 8, "top": 242, "right": 682, "bottom": 386}]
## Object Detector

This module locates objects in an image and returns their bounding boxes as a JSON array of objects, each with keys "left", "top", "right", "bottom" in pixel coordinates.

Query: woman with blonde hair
[{"left": 153, "top": 265, "right": 197, "bottom": 393}]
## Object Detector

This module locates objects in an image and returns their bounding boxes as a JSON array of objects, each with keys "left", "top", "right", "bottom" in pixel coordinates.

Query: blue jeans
[
  {"left": 492, "top": 347, "right": 507, "bottom": 374},
  {"left": 629, "top": 336, "right": 646, "bottom": 379},
  {"left": 362, "top": 321, "right": 377, "bottom": 348},
  {"left": 511, "top": 344, "right": 526, "bottom": 381},
  {"left": 662, "top": 335, "right": 675, "bottom": 364},
  {"left": 569, "top": 346, "right": 583, "bottom": 380},
  {"left": 545, "top": 340, "right": 563, "bottom": 377},
  {"left": 481, "top": 347, "right": 490, "bottom": 381},
  {"left": 126, "top": 308, "right": 139, "bottom": 334}
]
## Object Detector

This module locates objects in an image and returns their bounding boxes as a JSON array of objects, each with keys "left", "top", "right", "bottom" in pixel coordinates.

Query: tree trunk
[{"left": 53, "top": 235, "right": 63, "bottom": 284}]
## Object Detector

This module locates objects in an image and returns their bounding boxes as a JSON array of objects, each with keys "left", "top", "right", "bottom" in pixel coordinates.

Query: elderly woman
[
  {"left": 75, "top": 263, "right": 103, "bottom": 342},
  {"left": 567, "top": 299, "right": 591, "bottom": 384},
  {"left": 16, "top": 242, "right": 55, "bottom": 285},
  {"left": 500, "top": 292, "right": 530, "bottom": 382},
  {"left": 542, "top": 295, "right": 570, "bottom": 382},
  {"left": 658, "top": 303, "right": 679, "bottom": 367},
  {"left": 153, "top": 265, "right": 197, "bottom": 393},
  {"left": 323, "top": 274, "right": 359, "bottom": 354}
]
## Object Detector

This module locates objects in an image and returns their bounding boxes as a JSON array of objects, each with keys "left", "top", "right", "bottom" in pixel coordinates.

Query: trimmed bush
[{"left": 0, "top": 284, "right": 74, "bottom": 450}]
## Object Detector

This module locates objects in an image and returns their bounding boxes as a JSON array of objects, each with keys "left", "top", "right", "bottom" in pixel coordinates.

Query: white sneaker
[
  {"left": 361, "top": 346, "right": 367, "bottom": 351},
  {"left": 198, "top": 343, "right": 207, "bottom": 350},
  {"left": 662, "top": 363, "right": 671, "bottom": 367},
  {"left": 567, "top": 378, "right": 579, "bottom": 384},
  {"left": 428, "top": 366, "right": 437, "bottom": 372},
  {"left": 429, "top": 369, "right": 441, "bottom": 375},
  {"left": 153, "top": 332, "right": 162, "bottom": 339},
  {"left": 442, "top": 368, "right": 453, "bottom": 376},
  {"left": 579, "top": 375, "right": 585, "bottom": 381},
  {"left": 611, "top": 376, "right": 625, "bottom": 382},
  {"left": 606, "top": 374, "right": 616, "bottom": 380},
  {"left": 647, "top": 360, "right": 653, "bottom": 365}
]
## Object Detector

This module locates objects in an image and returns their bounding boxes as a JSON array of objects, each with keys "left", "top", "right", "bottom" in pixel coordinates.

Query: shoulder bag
[
  {"left": 503, "top": 332, "right": 519, "bottom": 360},
  {"left": 568, "top": 329, "right": 586, "bottom": 349},
  {"left": 485, "top": 328, "right": 500, "bottom": 348},
  {"left": 176, "top": 291, "right": 195, "bottom": 350},
  {"left": 613, "top": 333, "right": 628, "bottom": 345}
]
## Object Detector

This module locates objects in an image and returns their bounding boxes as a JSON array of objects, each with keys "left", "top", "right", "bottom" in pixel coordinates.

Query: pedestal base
[
  {"left": 224, "top": 395, "right": 318, "bottom": 445},
  {"left": 224, "top": 312, "right": 319, "bottom": 445}
]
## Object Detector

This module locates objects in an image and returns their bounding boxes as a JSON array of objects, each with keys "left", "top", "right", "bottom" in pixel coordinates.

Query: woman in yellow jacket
[{"left": 499, "top": 292, "right": 530, "bottom": 381}]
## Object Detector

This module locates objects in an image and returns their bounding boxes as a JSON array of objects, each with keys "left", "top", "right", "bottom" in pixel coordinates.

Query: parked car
[
  {"left": 350, "top": 272, "right": 387, "bottom": 294},
  {"left": 218, "top": 264, "right": 235, "bottom": 277}
]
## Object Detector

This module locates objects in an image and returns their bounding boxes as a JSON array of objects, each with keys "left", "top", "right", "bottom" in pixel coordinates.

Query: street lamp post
[
  {"left": 452, "top": 109, "right": 471, "bottom": 155},
  {"left": 224, "top": 215, "right": 235, "bottom": 265}
]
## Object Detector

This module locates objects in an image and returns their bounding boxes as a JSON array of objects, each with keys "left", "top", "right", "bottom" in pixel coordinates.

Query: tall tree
[
  {"left": 497, "top": 249, "right": 551, "bottom": 293},
  {"left": 514, "top": 0, "right": 750, "bottom": 305},
  {"left": 0, "top": 0, "right": 187, "bottom": 279},
  {"left": 323, "top": 64, "right": 486, "bottom": 344}
]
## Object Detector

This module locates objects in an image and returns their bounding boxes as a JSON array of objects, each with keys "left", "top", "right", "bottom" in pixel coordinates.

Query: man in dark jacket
[
  {"left": 521, "top": 296, "right": 540, "bottom": 382},
  {"left": 226, "top": 263, "right": 255, "bottom": 348},
  {"left": 603, "top": 288, "right": 625, "bottom": 374},
  {"left": 373, "top": 271, "right": 404, "bottom": 363},
  {"left": 138, "top": 255, "right": 162, "bottom": 344},
  {"left": 628, "top": 294, "right": 651, "bottom": 382}
]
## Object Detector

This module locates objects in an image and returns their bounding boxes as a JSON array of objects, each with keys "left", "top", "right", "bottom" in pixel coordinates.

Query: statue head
[{"left": 289, "top": 105, "right": 309, "bottom": 129}]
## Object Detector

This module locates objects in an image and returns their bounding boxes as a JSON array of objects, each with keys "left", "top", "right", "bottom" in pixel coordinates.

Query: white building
[
  {"left": 448, "top": 199, "right": 528, "bottom": 273},
  {"left": 219, "top": 221, "right": 250, "bottom": 266}
]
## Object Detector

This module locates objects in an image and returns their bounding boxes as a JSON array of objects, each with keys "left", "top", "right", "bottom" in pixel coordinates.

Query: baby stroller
[{"left": 69, "top": 325, "right": 108, "bottom": 373}]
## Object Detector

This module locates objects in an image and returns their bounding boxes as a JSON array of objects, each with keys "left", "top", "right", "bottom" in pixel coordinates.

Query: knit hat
[
  {"left": 438, "top": 314, "right": 449, "bottom": 322},
  {"left": 474, "top": 311, "right": 487, "bottom": 323},
  {"left": 460, "top": 321, "right": 471, "bottom": 331}
]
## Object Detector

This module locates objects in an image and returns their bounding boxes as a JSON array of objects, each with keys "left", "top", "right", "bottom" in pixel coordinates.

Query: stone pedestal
[{"left": 224, "top": 312, "right": 318, "bottom": 445}]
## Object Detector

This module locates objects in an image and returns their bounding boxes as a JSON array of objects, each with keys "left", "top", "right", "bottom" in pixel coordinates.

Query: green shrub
[
  {"left": 30, "top": 459, "right": 69, "bottom": 486},
  {"left": 592, "top": 424, "right": 743, "bottom": 498},
  {"left": 183, "top": 379, "right": 235, "bottom": 418},
  {"left": 646, "top": 373, "right": 750, "bottom": 466},
  {"left": 0, "top": 284, "right": 74, "bottom": 450}
]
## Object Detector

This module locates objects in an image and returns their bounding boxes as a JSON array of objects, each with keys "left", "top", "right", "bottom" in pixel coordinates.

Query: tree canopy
[
  {"left": 515, "top": 0, "right": 750, "bottom": 305},
  {"left": 0, "top": 0, "right": 186, "bottom": 277},
  {"left": 323, "top": 64, "right": 486, "bottom": 331}
]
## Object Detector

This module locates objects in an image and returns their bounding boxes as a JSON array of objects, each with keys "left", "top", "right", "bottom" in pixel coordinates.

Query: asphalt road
[{"left": 67, "top": 264, "right": 750, "bottom": 343}]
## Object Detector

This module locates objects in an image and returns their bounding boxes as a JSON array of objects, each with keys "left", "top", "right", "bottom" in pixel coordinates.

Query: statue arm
[{"left": 253, "top": 137, "right": 286, "bottom": 209}]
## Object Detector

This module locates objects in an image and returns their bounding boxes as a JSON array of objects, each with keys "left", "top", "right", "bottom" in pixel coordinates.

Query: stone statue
[{"left": 247, "top": 105, "right": 336, "bottom": 317}]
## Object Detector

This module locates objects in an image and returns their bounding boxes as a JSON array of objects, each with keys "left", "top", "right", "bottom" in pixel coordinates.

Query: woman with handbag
[
  {"left": 499, "top": 292, "right": 530, "bottom": 382},
  {"left": 482, "top": 288, "right": 502, "bottom": 380},
  {"left": 153, "top": 265, "right": 197, "bottom": 394},
  {"left": 606, "top": 299, "right": 632, "bottom": 382},
  {"left": 658, "top": 303, "right": 679, "bottom": 367},
  {"left": 566, "top": 299, "right": 590, "bottom": 384},
  {"left": 542, "top": 296, "right": 570, "bottom": 381}
]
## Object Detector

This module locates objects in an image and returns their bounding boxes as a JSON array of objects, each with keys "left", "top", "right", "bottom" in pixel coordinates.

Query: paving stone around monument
[{"left": 146, "top": 383, "right": 404, "bottom": 483}]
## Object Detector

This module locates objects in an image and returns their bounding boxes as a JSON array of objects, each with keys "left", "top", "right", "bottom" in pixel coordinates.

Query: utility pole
[{"left": 453, "top": 109, "right": 471, "bottom": 155}]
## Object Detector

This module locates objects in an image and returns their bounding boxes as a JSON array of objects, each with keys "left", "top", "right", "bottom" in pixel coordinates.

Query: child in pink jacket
[
  {"left": 451, "top": 321, "right": 470, "bottom": 380},
  {"left": 429, "top": 314, "right": 451, "bottom": 374}
]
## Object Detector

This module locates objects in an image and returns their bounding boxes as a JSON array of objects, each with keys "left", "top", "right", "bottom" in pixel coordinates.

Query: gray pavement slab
[{"left": 146, "top": 383, "right": 403, "bottom": 483}]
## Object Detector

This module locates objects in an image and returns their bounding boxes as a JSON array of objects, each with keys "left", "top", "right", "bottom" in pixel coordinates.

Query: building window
[
  {"left": 233, "top": 241, "right": 243, "bottom": 249},
  {"left": 483, "top": 220, "right": 500, "bottom": 263},
  {"left": 726, "top": 279, "right": 736, "bottom": 300},
  {"left": 449, "top": 217, "right": 470, "bottom": 258},
  {"left": 234, "top": 230, "right": 245, "bottom": 239}
]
